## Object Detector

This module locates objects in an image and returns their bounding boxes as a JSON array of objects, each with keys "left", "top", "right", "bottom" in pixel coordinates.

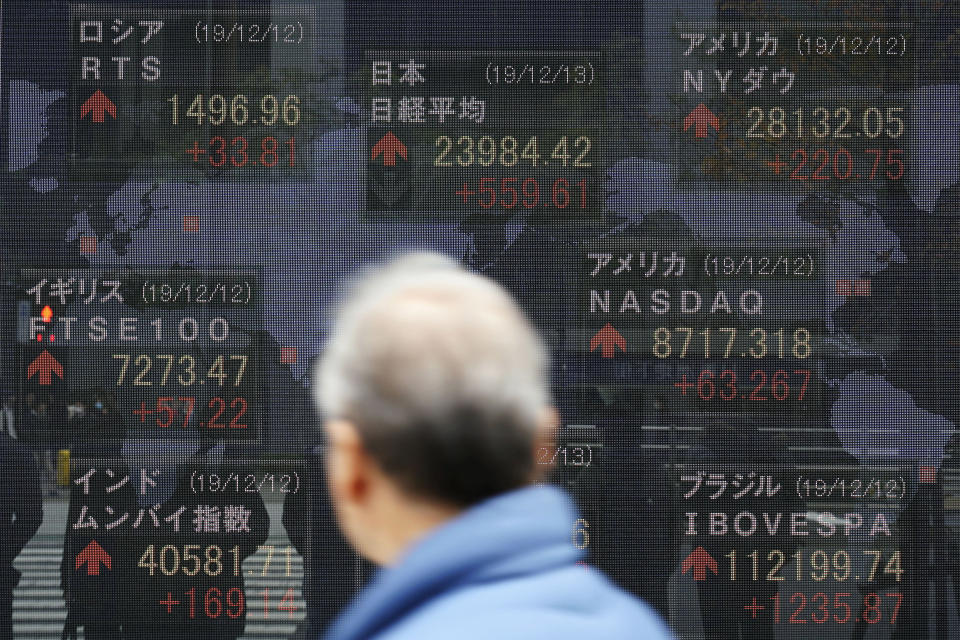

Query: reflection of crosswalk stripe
[
  {"left": 14, "top": 538, "right": 66, "bottom": 640},
  {"left": 12, "top": 538, "right": 306, "bottom": 639}
]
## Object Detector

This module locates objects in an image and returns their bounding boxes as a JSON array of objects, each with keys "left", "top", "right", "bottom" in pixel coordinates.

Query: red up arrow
[
  {"left": 683, "top": 103, "right": 720, "bottom": 139},
  {"left": 589, "top": 323, "right": 626, "bottom": 359},
  {"left": 681, "top": 546, "right": 718, "bottom": 581},
  {"left": 27, "top": 350, "right": 63, "bottom": 385},
  {"left": 371, "top": 131, "right": 407, "bottom": 166},
  {"left": 80, "top": 90, "right": 117, "bottom": 123},
  {"left": 75, "top": 540, "right": 111, "bottom": 576}
]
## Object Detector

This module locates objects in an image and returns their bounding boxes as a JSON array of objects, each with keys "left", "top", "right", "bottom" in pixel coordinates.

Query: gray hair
[{"left": 315, "top": 252, "right": 551, "bottom": 505}]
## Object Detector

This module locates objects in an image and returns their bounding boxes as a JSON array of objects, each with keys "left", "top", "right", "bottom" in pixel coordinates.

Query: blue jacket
[{"left": 324, "top": 485, "right": 673, "bottom": 640}]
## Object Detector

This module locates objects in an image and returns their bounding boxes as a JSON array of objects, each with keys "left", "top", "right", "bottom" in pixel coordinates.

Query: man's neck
[{"left": 370, "top": 493, "right": 463, "bottom": 566}]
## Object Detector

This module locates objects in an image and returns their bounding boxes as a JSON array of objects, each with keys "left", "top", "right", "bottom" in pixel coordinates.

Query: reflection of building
[
  {"left": 926, "top": 184, "right": 960, "bottom": 434},
  {"left": 928, "top": 185, "right": 960, "bottom": 264},
  {"left": 260, "top": 332, "right": 320, "bottom": 453}
]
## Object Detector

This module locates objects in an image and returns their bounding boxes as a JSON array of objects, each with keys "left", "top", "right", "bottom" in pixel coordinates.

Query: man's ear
[
  {"left": 325, "top": 419, "right": 371, "bottom": 504},
  {"left": 530, "top": 407, "right": 560, "bottom": 480}
]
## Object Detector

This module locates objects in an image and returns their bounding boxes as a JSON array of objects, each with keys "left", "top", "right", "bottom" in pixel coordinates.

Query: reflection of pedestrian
[
  {"left": 25, "top": 398, "right": 58, "bottom": 496},
  {"left": 890, "top": 471, "right": 953, "bottom": 640},
  {"left": 458, "top": 212, "right": 510, "bottom": 271},
  {"left": 60, "top": 398, "right": 129, "bottom": 640},
  {"left": 282, "top": 444, "right": 374, "bottom": 638},
  {"left": 120, "top": 436, "right": 270, "bottom": 640},
  {"left": 65, "top": 396, "right": 87, "bottom": 448},
  {"left": 85, "top": 391, "right": 124, "bottom": 442},
  {"left": 685, "top": 417, "right": 805, "bottom": 640},
  {"left": 0, "top": 394, "right": 16, "bottom": 439},
  {"left": 589, "top": 390, "right": 677, "bottom": 622},
  {"left": 0, "top": 431, "right": 42, "bottom": 640},
  {"left": 21, "top": 394, "right": 40, "bottom": 451}
]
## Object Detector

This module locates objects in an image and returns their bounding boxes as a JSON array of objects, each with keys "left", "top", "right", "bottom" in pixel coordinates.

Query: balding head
[{"left": 316, "top": 252, "right": 552, "bottom": 507}]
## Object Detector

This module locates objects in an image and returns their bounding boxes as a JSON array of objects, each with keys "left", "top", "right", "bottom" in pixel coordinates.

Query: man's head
[{"left": 315, "top": 252, "right": 556, "bottom": 565}]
